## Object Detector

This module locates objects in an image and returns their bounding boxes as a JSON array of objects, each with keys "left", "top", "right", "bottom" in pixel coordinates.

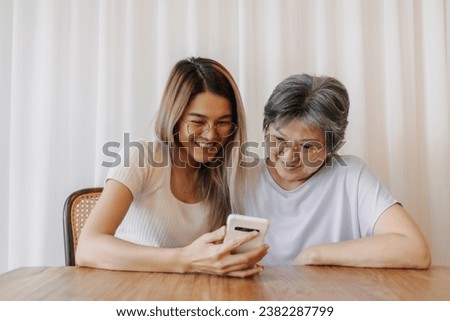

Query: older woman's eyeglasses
[{"left": 182, "top": 120, "right": 237, "bottom": 137}]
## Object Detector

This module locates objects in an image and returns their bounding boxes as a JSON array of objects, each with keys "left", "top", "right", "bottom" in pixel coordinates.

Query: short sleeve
[
  {"left": 356, "top": 162, "right": 397, "bottom": 237},
  {"left": 106, "top": 140, "right": 151, "bottom": 198}
]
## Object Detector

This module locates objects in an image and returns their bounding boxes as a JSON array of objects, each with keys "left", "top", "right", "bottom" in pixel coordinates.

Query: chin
[
  {"left": 278, "top": 167, "right": 311, "bottom": 182},
  {"left": 192, "top": 151, "right": 220, "bottom": 165},
  {"left": 280, "top": 173, "right": 303, "bottom": 183}
]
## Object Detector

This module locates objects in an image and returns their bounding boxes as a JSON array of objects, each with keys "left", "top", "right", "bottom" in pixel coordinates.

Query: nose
[
  {"left": 279, "top": 145, "right": 299, "bottom": 163},
  {"left": 201, "top": 123, "right": 218, "bottom": 140}
]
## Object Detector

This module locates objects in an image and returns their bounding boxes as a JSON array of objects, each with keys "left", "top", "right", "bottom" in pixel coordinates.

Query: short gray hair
[{"left": 263, "top": 74, "right": 349, "bottom": 154}]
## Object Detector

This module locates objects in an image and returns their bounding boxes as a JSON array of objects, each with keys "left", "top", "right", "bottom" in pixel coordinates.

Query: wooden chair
[{"left": 63, "top": 187, "right": 103, "bottom": 266}]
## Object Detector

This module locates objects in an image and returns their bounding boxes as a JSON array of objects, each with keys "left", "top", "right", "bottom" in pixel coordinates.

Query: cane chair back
[{"left": 63, "top": 187, "right": 103, "bottom": 266}]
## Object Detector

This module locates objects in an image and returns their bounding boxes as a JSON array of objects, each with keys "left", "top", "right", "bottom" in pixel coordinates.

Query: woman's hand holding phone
[{"left": 180, "top": 223, "right": 269, "bottom": 278}]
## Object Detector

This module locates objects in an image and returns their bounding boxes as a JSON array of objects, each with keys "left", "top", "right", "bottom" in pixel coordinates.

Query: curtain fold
[
  {"left": 1, "top": 0, "right": 449, "bottom": 272},
  {"left": 0, "top": 0, "right": 14, "bottom": 274}
]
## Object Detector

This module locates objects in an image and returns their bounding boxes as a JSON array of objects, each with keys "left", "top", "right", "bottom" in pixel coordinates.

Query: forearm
[
  {"left": 76, "top": 234, "right": 185, "bottom": 273},
  {"left": 294, "top": 233, "right": 431, "bottom": 269}
]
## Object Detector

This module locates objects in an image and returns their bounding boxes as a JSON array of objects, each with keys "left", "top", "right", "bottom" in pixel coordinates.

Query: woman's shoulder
[
  {"left": 328, "top": 154, "right": 367, "bottom": 169},
  {"left": 325, "top": 154, "right": 382, "bottom": 183},
  {"left": 127, "top": 139, "right": 171, "bottom": 167}
]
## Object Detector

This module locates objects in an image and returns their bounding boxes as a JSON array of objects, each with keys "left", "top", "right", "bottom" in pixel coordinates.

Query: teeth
[{"left": 197, "top": 142, "right": 214, "bottom": 148}]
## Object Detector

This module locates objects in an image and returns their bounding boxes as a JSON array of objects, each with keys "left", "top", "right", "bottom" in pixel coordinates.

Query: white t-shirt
[
  {"left": 245, "top": 155, "right": 397, "bottom": 265},
  {"left": 106, "top": 140, "right": 211, "bottom": 247}
]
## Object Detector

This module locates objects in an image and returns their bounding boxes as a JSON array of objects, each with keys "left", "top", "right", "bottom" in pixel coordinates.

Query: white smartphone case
[{"left": 224, "top": 214, "right": 269, "bottom": 254}]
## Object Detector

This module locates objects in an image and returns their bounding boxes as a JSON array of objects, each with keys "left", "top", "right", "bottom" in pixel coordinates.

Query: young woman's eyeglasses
[{"left": 183, "top": 120, "right": 237, "bottom": 137}]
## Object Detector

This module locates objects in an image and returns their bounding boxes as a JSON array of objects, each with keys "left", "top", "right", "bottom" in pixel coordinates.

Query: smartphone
[{"left": 224, "top": 214, "right": 269, "bottom": 254}]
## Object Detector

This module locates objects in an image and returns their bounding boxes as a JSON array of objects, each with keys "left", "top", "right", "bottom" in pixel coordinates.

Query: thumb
[{"left": 200, "top": 226, "right": 226, "bottom": 243}]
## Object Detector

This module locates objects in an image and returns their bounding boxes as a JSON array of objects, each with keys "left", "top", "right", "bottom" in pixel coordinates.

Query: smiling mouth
[
  {"left": 195, "top": 141, "right": 216, "bottom": 149},
  {"left": 281, "top": 162, "right": 302, "bottom": 170}
]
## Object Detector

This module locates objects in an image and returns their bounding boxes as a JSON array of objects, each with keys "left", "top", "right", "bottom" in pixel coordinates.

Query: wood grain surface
[{"left": 1, "top": 265, "right": 449, "bottom": 300}]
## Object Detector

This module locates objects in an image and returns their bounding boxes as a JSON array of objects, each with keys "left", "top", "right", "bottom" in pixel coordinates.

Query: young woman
[
  {"left": 76, "top": 57, "right": 268, "bottom": 277},
  {"left": 245, "top": 74, "right": 431, "bottom": 269}
]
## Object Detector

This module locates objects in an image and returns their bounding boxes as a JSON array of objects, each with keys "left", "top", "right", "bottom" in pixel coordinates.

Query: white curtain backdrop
[{"left": 1, "top": 0, "right": 449, "bottom": 273}]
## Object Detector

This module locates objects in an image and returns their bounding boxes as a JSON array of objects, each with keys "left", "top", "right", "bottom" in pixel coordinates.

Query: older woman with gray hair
[{"left": 245, "top": 74, "right": 431, "bottom": 269}]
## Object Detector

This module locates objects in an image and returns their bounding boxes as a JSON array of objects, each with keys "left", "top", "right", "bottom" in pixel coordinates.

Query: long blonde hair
[{"left": 155, "top": 57, "right": 247, "bottom": 229}]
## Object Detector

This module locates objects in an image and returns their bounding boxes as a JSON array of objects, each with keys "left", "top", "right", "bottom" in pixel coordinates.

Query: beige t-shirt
[{"left": 107, "top": 140, "right": 211, "bottom": 247}]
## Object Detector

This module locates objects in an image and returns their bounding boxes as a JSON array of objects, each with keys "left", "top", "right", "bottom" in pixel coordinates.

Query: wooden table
[{"left": 1, "top": 265, "right": 450, "bottom": 300}]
